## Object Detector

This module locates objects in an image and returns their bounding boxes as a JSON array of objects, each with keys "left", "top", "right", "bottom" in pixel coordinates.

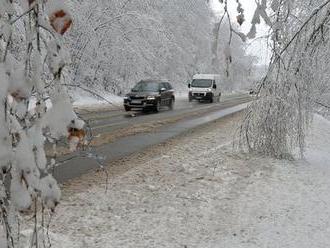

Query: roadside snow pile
[
  {"left": 71, "top": 88, "right": 123, "bottom": 109},
  {"left": 25, "top": 113, "right": 330, "bottom": 248}
]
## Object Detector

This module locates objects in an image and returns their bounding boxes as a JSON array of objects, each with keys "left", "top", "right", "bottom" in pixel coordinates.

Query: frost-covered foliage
[
  {"left": 66, "top": 0, "right": 257, "bottom": 97},
  {"left": 212, "top": 21, "right": 257, "bottom": 92},
  {"left": 235, "top": 0, "right": 330, "bottom": 158},
  {"left": 0, "top": 0, "right": 82, "bottom": 247},
  {"left": 210, "top": 0, "right": 260, "bottom": 92},
  {"left": 214, "top": 0, "right": 330, "bottom": 158},
  {"left": 66, "top": 0, "right": 214, "bottom": 94}
]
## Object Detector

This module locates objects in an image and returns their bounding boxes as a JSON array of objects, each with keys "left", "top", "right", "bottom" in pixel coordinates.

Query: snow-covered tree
[
  {"left": 65, "top": 0, "right": 256, "bottom": 99},
  {"left": 212, "top": 20, "right": 257, "bottom": 92},
  {"left": 213, "top": 0, "right": 330, "bottom": 158},
  {"left": 232, "top": 0, "right": 330, "bottom": 158},
  {"left": 0, "top": 0, "right": 84, "bottom": 247},
  {"left": 66, "top": 0, "right": 214, "bottom": 96}
]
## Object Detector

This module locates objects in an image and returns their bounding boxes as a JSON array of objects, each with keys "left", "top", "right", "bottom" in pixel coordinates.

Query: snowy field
[{"left": 22, "top": 113, "right": 330, "bottom": 247}]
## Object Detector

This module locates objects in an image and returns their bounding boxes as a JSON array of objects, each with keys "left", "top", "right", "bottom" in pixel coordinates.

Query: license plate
[{"left": 131, "top": 100, "right": 141, "bottom": 104}]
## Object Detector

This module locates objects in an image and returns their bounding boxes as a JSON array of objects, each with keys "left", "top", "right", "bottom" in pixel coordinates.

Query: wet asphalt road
[
  {"left": 54, "top": 94, "right": 252, "bottom": 183},
  {"left": 78, "top": 94, "right": 251, "bottom": 135}
]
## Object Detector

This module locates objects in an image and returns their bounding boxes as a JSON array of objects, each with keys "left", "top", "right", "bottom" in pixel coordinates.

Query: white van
[{"left": 188, "top": 74, "right": 221, "bottom": 103}]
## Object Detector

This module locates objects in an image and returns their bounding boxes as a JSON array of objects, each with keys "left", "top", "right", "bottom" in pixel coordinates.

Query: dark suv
[{"left": 124, "top": 80, "right": 175, "bottom": 112}]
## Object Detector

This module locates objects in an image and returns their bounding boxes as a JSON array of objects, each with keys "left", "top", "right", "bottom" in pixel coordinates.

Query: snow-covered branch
[
  {"left": 0, "top": 0, "right": 87, "bottom": 246},
  {"left": 238, "top": 0, "right": 330, "bottom": 158}
]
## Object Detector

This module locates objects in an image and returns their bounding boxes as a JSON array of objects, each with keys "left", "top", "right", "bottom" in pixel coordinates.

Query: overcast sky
[{"left": 210, "top": 0, "right": 270, "bottom": 65}]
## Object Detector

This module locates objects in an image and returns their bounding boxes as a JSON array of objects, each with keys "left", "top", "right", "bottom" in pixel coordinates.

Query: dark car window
[
  {"left": 165, "top": 82, "right": 173, "bottom": 90},
  {"left": 160, "top": 83, "right": 167, "bottom": 90},
  {"left": 132, "top": 81, "right": 160, "bottom": 92}
]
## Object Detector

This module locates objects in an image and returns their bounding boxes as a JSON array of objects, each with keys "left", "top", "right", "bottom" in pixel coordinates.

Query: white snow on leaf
[
  {"left": 10, "top": 174, "right": 32, "bottom": 211},
  {"left": 7, "top": 60, "right": 31, "bottom": 101},
  {"left": 15, "top": 133, "right": 41, "bottom": 190},
  {"left": 47, "top": 40, "right": 71, "bottom": 75},
  {"left": 28, "top": 126, "right": 47, "bottom": 170},
  {"left": 69, "top": 136, "right": 80, "bottom": 152},
  {"left": 70, "top": 119, "right": 85, "bottom": 130},
  {"left": 43, "top": 90, "right": 76, "bottom": 139},
  {"left": 40, "top": 175, "right": 61, "bottom": 211},
  {"left": 13, "top": 101, "right": 28, "bottom": 119}
]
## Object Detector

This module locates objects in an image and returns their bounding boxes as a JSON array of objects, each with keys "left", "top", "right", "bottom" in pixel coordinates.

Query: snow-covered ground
[{"left": 22, "top": 113, "right": 330, "bottom": 247}]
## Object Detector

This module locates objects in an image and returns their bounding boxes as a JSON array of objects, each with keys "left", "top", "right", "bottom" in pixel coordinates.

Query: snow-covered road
[{"left": 24, "top": 113, "right": 330, "bottom": 248}]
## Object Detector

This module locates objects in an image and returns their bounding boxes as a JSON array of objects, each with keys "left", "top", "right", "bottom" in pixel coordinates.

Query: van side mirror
[
  {"left": 213, "top": 84, "right": 217, "bottom": 89},
  {"left": 188, "top": 84, "right": 191, "bottom": 88}
]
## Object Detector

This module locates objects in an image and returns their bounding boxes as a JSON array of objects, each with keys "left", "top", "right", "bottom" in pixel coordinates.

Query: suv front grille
[{"left": 130, "top": 96, "right": 145, "bottom": 100}]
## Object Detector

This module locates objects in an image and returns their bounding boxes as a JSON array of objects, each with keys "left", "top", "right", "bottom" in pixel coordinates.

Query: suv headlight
[{"left": 147, "top": 96, "right": 156, "bottom": 100}]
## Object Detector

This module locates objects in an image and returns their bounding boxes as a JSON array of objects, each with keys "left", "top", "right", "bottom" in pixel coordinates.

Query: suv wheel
[
  {"left": 169, "top": 98, "right": 174, "bottom": 110},
  {"left": 154, "top": 100, "right": 161, "bottom": 112}
]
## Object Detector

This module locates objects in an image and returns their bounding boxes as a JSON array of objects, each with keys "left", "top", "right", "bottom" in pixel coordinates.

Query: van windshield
[{"left": 191, "top": 79, "right": 213, "bottom": 88}]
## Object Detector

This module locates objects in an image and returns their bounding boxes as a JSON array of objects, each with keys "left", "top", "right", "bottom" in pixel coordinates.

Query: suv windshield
[
  {"left": 132, "top": 81, "right": 160, "bottom": 92},
  {"left": 191, "top": 79, "right": 213, "bottom": 88}
]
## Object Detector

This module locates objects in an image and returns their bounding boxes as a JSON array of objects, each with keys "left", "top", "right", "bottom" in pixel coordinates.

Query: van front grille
[{"left": 193, "top": 93, "right": 205, "bottom": 97}]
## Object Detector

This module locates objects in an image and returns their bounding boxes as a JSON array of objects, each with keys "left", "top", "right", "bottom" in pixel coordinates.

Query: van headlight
[
  {"left": 147, "top": 96, "right": 156, "bottom": 100},
  {"left": 207, "top": 88, "right": 212, "bottom": 92}
]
